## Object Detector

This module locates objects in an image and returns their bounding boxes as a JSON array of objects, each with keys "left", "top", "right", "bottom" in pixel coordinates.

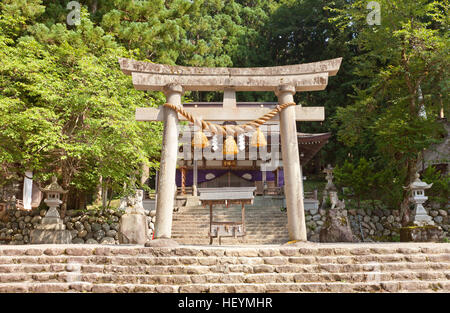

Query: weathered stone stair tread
[
  {"left": 0, "top": 261, "right": 448, "bottom": 275},
  {"left": 1, "top": 253, "right": 445, "bottom": 266},
  {"left": 1, "top": 244, "right": 449, "bottom": 255},
  {"left": 1, "top": 244, "right": 449, "bottom": 293},
  {"left": 1, "top": 280, "right": 448, "bottom": 293},
  {"left": 1, "top": 271, "right": 449, "bottom": 285}
]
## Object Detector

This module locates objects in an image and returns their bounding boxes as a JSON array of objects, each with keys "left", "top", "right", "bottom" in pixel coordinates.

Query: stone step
[
  {"left": 173, "top": 216, "right": 288, "bottom": 219},
  {"left": 1, "top": 246, "right": 449, "bottom": 257},
  {"left": 0, "top": 280, "right": 448, "bottom": 293},
  {"left": 174, "top": 218, "right": 288, "bottom": 221},
  {"left": 176, "top": 210, "right": 286, "bottom": 214},
  {"left": 175, "top": 210, "right": 286, "bottom": 212},
  {"left": 0, "top": 244, "right": 449, "bottom": 293},
  {"left": 171, "top": 236, "right": 290, "bottom": 241},
  {"left": 172, "top": 224, "right": 289, "bottom": 228},
  {"left": 172, "top": 224, "right": 290, "bottom": 229},
  {"left": 171, "top": 230, "right": 288, "bottom": 233},
  {"left": 173, "top": 218, "right": 288, "bottom": 221},
  {"left": 175, "top": 208, "right": 286, "bottom": 213},
  {"left": 171, "top": 235, "right": 290, "bottom": 240},
  {"left": 1, "top": 270, "right": 449, "bottom": 285},
  {"left": 1, "top": 257, "right": 447, "bottom": 273},
  {"left": 178, "top": 204, "right": 285, "bottom": 209},
  {"left": 172, "top": 221, "right": 289, "bottom": 226},
  {"left": 173, "top": 212, "right": 287, "bottom": 216},
  {"left": 173, "top": 224, "right": 289, "bottom": 227}
]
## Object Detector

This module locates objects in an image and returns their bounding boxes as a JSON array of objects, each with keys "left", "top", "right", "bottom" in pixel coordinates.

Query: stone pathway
[{"left": 0, "top": 242, "right": 449, "bottom": 293}]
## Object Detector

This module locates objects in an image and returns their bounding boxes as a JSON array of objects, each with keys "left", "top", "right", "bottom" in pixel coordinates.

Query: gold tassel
[
  {"left": 223, "top": 136, "right": 238, "bottom": 155},
  {"left": 192, "top": 130, "right": 209, "bottom": 148},
  {"left": 250, "top": 128, "right": 267, "bottom": 147}
]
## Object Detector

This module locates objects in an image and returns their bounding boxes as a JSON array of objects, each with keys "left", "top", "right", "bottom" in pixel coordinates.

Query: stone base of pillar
[
  {"left": 30, "top": 228, "right": 72, "bottom": 244},
  {"left": 144, "top": 238, "right": 179, "bottom": 247},
  {"left": 281, "top": 240, "right": 308, "bottom": 246}
]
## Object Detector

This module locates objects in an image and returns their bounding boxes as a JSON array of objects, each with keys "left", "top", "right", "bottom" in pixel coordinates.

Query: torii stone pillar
[
  {"left": 154, "top": 84, "right": 183, "bottom": 239},
  {"left": 277, "top": 85, "right": 307, "bottom": 241}
]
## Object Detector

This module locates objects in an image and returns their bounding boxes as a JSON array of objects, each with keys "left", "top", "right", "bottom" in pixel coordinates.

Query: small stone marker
[
  {"left": 319, "top": 166, "right": 357, "bottom": 242},
  {"left": 118, "top": 190, "right": 150, "bottom": 245}
]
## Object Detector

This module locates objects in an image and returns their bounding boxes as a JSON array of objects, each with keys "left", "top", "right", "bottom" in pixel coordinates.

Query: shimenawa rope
[{"left": 163, "top": 101, "right": 296, "bottom": 136}]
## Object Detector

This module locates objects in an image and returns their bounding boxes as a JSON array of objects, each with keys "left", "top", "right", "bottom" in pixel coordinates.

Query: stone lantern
[
  {"left": 30, "top": 176, "right": 72, "bottom": 244},
  {"left": 405, "top": 173, "right": 433, "bottom": 226},
  {"left": 400, "top": 172, "right": 443, "bottom": 242}
]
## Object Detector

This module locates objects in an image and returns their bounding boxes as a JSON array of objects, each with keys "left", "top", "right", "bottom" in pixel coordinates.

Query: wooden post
[
  {"left": 276, "top": 85, "right": 307, "bottom": 241},
  {"left": 242, "top": 202, "right": 246, "bottom": 235},
  {"left": 209, "top": 203, "right": 213, "bottom": 245},
  {"left": 154, "top": 84, "right": 183, "bottom": 239},
  {"left": 180, "top": 166, "right": 186, "bottom": 195},
  {"left": 262, "top": 170, "right": 267, "bottom": 195},
  {"left": 193, "top": 160, "right": 198, "bottom": 196}
]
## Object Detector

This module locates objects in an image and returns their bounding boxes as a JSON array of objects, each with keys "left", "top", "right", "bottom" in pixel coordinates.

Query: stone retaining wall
[
  {"left": 0, "top": 208, "right": 155, "bottom": 245},
  {"left": 0, "top": 205, "right": 447, "bottom": 245},
  {"left": 305, "top": 207, "right": 449, "bottom": 242}
]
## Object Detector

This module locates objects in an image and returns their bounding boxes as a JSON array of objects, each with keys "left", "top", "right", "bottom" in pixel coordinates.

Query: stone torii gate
[{"left": 119, "top": 57, "right": 342, "bottom": 243}]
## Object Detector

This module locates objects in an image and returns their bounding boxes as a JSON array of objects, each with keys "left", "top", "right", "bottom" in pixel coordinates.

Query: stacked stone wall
[
  {"left": 305, "top": 206, "right": 449, "bottom": 242},
  {"left": 0, "top": 208, "right": 155, "bottom": 245},
  {"left": 0, "top": 205, "right": 447, "bottom": 245}
]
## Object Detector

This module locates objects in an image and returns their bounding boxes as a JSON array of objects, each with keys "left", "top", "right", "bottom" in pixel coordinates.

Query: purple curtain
[{"left": 176, "top": 169, "right": 284, "bottom": 186}]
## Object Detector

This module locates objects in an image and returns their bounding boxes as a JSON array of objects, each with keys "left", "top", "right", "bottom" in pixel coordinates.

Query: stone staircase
[
  {"left": 0, "top": 243, "right": 449, "bottom": 293},
  {"left": 172, "top": 197, "right": 289, "bottom": 245}
]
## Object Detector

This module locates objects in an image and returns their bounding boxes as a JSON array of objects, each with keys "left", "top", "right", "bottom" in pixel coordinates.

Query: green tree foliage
[
  {"left": 329, "top": 0, "right": 448, "bottom": 223},
  {"left": 334, "top": 158, "right": 405, "bottom": 209},
  {"left": 421, "top": 166, "right": 450, "bottom": 206},
  {"left": 250, "top": 0, "right": 363, "bottom": 164},
  {"left": 0, "top": 2, "right": 163, "bottom": 211},
  {"left": 334, "top": 158, "right": 376, "bottom": 208},
  {"left": 0, "top": 0, "right": 280, "bottom": 209}
]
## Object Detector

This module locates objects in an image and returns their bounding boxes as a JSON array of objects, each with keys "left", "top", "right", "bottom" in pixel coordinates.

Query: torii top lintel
[{"left": 118, "top": 57, "right": 342, "bottom": 92}]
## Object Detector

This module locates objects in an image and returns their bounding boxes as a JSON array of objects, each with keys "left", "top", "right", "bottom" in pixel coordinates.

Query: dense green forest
[{"left": 0, "top": 0, "right": 448, "bottom": 223}]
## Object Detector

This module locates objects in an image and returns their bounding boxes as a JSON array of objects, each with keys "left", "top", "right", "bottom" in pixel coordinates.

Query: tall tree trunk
[
  {"left": 90, "top": 0, "right": 98, "bottom": 14},
  {"left": 96, "top": 176, "right": 102, "bottom": 204},
  {"left": 78, "top": 191, "right": 86, "bottom": 210},
  {"left": 141, "top": 162, "right": 149, "bottom": 186},
  {"left": 102, "top": 186, "right": 108, "bottom": 209},
  {"left": 60, "top": 164, "right": 72, "bottom": 219}
]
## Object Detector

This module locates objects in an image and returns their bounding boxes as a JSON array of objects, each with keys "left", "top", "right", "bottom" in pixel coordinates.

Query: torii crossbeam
[{"left": 119, "top": 57, "right": 342, "bottom": 243}]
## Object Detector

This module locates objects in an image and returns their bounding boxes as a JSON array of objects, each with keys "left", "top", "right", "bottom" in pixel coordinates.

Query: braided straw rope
[{"left": 163, "top": 102, "right": 296, "bottom": 136}]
